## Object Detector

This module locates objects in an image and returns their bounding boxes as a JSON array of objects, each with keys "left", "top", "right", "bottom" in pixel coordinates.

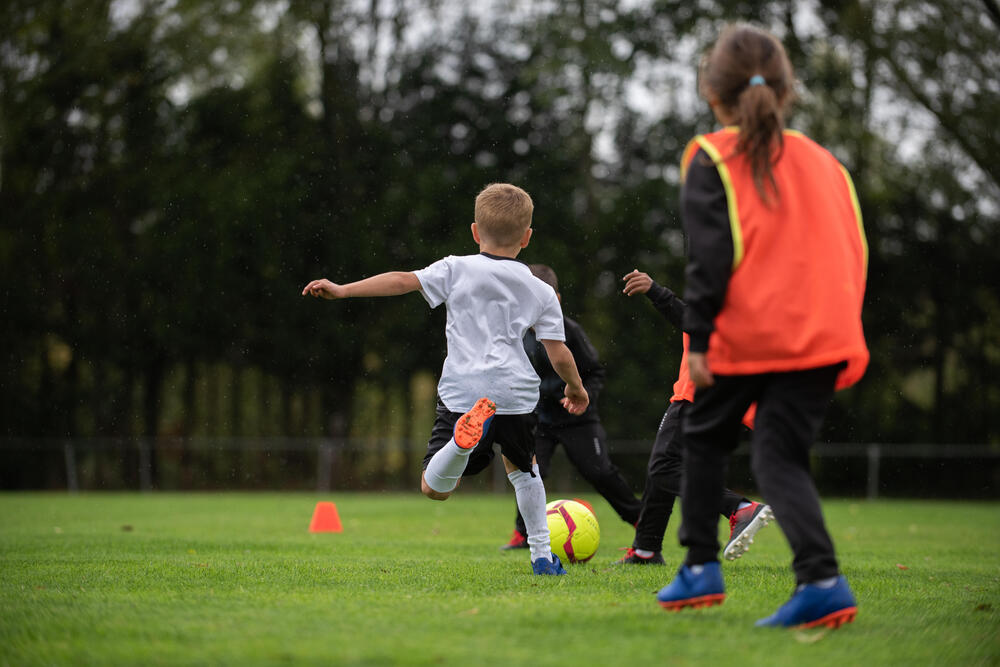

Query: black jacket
[
  {"left": 645, "top": 281, "right": 685, "bottom": 331},
  {"left": 524, "top": 316, "right": 605, "bottom": 427},
  {"left": 680, "top": 147, "right": 732, "bottom": 353}
]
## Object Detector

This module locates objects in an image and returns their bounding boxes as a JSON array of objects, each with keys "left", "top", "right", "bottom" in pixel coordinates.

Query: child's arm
[
  {"left": 623, "top": 268, "right": 713, "bottom": 386},
  {"left": 622, "top": 269, "right": 684, "bottom": 329},
  {"left": 568, "top": 324, "right": 605, "bottom": 407},
  {"left": 539, "top": 339, "right": 589, "bottom": 415},
  {"left": 302, "top": 272, "right": 421, "bottom": 300}
]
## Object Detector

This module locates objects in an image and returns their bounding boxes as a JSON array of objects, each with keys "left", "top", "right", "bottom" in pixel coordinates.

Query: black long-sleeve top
[
  {"left": 680, "top": 147, "right": 733, "bottom": 354},
  {"left": 524, "top": 316, "right": 605, "bottom": 427},
  {"left": 644, "top": 280, "right": 685, "bottom": 331}
]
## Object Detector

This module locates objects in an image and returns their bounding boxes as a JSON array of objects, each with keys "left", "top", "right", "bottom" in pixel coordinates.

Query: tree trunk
[
  {"left": 230, "top": 365, "right": 243, "bottom": 437},
  {"left": 932, "top": 300, "right": 947, "bottom": 444},
  {"left": 180, "top": 359, "right": 197, "bottom": 488},
  {"left": 142, "top": 354, "right": 166, "bottom": 486},
  {"left": 118, "top": 362, "right": 138, "bottom": 488}
]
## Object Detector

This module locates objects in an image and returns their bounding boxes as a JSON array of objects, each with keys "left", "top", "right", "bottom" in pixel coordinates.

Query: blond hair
[{"left": 474, "top": 183, "right": 534, "bottom": 246}]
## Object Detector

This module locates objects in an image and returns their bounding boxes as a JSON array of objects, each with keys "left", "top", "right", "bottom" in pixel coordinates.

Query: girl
[{"left": 655, "top": 23, "right": 869, "bottom": 630}]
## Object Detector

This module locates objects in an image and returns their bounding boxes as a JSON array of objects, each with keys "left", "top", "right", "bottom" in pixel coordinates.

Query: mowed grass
[{"left": 1, "top": 492, "right": 997, "bottom": 666}]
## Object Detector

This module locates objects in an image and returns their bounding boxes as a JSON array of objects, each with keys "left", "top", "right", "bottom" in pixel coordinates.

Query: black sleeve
[
  {"left": 644, "top": 280, "right": 685, "bottom": 330},
  {"left": 566, "top": 320, "right": 605, "bottom": 404},
  {"left": 681, "top": 147, "right": 734, "bottom": 353}
]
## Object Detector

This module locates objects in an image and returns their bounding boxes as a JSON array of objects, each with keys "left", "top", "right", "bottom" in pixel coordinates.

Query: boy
[
  {"left": 500, "top": 264, "right": 641, "bottom": 550},
  {"left": 303, "top": 183, "right": 589, "bottom": 575},
  {"left": 616, "top": 270, "right": 770, "bottom": 565}
]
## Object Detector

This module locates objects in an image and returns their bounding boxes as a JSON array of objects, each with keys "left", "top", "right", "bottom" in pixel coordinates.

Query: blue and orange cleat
[
  {"left": 755, "top": 576, "right": 857, "bottom": 629},
  {"left": 656, "top": 562, "right": 725, "bottom": 610},
  {"left": 532, "top": 553, "right": 567, "bottom": 575},
  {"left": 454, "top": 398, "right": 496, "bottom": 449}
]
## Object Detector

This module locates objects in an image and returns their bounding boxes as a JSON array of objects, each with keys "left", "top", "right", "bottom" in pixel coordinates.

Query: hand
[
  {"left": 301, "top": 279, "right": 345, "bottom": 299},
  {"left": 560, "top": 385, "right": 589, "bottom": 415},
  {"left": 688, "top": 352, "right": 715, "bottom": 388},
  {"left": 622, "top": 269, "right": 653, "bottom": 296}
]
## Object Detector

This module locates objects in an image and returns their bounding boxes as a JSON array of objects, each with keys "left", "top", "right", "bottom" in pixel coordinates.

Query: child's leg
[
  {"left": 422, "top": 435, "right": 474, "bottom": 500},
  {"left": 633, "top": 404, "right": 683, "bottom": 553},
  {"left": 678, "top": 377, "right": 757, "bottom": 566},
  {"left": 504, "top": 455, "right": 552, "bottom": 562},
  {"left": 719, "top": 490, "right": 750, "bottom": 518},
  {"left": 750, "top": 365, "right": 840, "bottom": 584},
  {"left": 636, "top": 401, "right": 764, "bottom": 553},
  {"left": 511, "top": 427, "right": 557, "bottom": 538},
  {"left": 560, "top": 422, "right": 641, "bottom": 525},
  {"left": 422, "top": 399, "right": 495, "bottom": 500},
  {"left": 420, "top": 469, "right": 461, "bottom": 500}
]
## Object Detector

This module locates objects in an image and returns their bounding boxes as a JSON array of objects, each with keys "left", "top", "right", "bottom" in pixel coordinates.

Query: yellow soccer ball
[{"left": 546, "top": 499, "right": 600, "bottom": 563}]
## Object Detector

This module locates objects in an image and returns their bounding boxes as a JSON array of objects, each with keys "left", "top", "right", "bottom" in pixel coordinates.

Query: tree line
[{"left": 1, "top": 0, "right": 998, "bottom": 488}]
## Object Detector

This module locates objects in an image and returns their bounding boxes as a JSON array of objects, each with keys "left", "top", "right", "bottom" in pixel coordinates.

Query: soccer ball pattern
[{"left": 546, "top": 499, "right": 600, "bottom": 563}]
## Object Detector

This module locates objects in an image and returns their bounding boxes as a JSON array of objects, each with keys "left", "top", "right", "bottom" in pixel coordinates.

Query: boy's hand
[
  {"left": 689, "top": 352, "right": 715, "bottom": 388},
  {"left": 302, "top": 279, "right": 346, "bottom": 299},
  {"left": 622, "top": 269, "right": 653, "bottom": 296},
  {"left": 560, "top": 386, "right": 589, "bottom": 415}
]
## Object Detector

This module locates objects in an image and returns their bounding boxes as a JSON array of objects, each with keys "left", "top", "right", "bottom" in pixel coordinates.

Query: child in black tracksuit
[
  {"left": 500, "top": 265, "right": 641, "bottom": 549},
  {"left": 616, "top": 270, "right": 770, "bottom": 565}
]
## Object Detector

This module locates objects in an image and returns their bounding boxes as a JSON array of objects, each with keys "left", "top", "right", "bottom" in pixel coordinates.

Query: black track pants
[
  {"left": 515, "top": 421, "right": 640, "bottom": 535},
  {"left": 679, "top": 364, "right": 842, "bottom": 583},
  {"left": 632, "top": 400, "right": 745, "bottom": 553}
]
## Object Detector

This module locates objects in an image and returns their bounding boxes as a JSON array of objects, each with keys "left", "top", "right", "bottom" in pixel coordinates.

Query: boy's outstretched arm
[
  {"left": 302, "top": 271, "right": 421, "bottom": 299},
  {"left": 539, "top": 339, "right": 589, "bottom": 415}
]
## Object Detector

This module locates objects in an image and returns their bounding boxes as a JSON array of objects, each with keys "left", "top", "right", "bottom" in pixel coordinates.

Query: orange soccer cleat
[{"left": 453, "top": 398, "right": 496, "bottom": 449}]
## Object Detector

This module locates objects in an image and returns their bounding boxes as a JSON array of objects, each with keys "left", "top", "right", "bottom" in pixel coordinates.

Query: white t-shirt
[{"left": 413, "top": 253, "right": 565, "bottom": 415}]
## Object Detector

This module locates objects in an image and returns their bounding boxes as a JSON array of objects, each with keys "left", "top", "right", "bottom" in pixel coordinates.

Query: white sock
[
  {"left": 423, "top": 438, "right": 472, "bottom": 493},
  {"left": 812, "top": 576, "right": 840, "bottom": 589},
  {"left": 508, "top": 464, "right": 552, "bottom": 562},
  {"left": 736, "top": 501, "right": 753, "bottom": 511},
  {"left": 635, "top": 549, "right": 655, "bottom": 558}
]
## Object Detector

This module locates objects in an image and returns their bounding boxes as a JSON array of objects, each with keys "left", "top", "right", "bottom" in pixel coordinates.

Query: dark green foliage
[{"left": 1, "top": 1, "right": 997, "bottom": 488}]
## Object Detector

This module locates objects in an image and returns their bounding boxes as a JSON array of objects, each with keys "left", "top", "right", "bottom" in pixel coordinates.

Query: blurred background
[{"left": 1, "top": 0, "right": 997, "bottom": 496}]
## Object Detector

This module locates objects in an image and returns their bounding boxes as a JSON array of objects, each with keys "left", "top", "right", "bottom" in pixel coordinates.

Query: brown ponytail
[{"left": 699, "top": 24, "right": 795, "bottom": 203}]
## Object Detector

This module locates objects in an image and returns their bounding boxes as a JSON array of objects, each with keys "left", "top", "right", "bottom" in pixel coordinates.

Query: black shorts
[{"left": 422, "top": 400, "right": 538, "bottom": 475}]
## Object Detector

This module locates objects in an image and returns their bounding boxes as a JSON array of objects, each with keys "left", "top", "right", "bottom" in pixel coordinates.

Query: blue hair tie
[{"left": 748, "top": 75, "right": 766, "bottom": 87}]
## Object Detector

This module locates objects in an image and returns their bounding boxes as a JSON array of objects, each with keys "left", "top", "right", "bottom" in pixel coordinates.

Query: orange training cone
[{"left": 309, "top": 501, "right": 343, "bottom": 533}]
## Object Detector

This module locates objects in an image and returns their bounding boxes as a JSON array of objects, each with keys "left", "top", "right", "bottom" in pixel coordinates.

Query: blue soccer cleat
[
  {"left": 755, "top": 576, "right": 858, "bottom": 629},
  {"left": 656, "top": 562, "right": 725, "bottom": 610},
  {"left": 532, "top": 553, "right": 568, "bottom": 575}
]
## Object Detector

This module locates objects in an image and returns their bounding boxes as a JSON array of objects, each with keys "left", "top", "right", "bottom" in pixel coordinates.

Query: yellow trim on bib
[
  {"left": 839, "top": 165, "right": 868, "bottom": 278},
  {"left": 693, "top": 135, "right": 744, "bottom": 270},
  {"left": 679, "top": 138, "right": 701, "bottom": 184}
]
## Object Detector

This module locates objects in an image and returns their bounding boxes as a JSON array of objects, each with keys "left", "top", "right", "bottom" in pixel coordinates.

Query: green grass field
[{"left": 1, "top": 492, "right": 997, "bottom": 666}]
